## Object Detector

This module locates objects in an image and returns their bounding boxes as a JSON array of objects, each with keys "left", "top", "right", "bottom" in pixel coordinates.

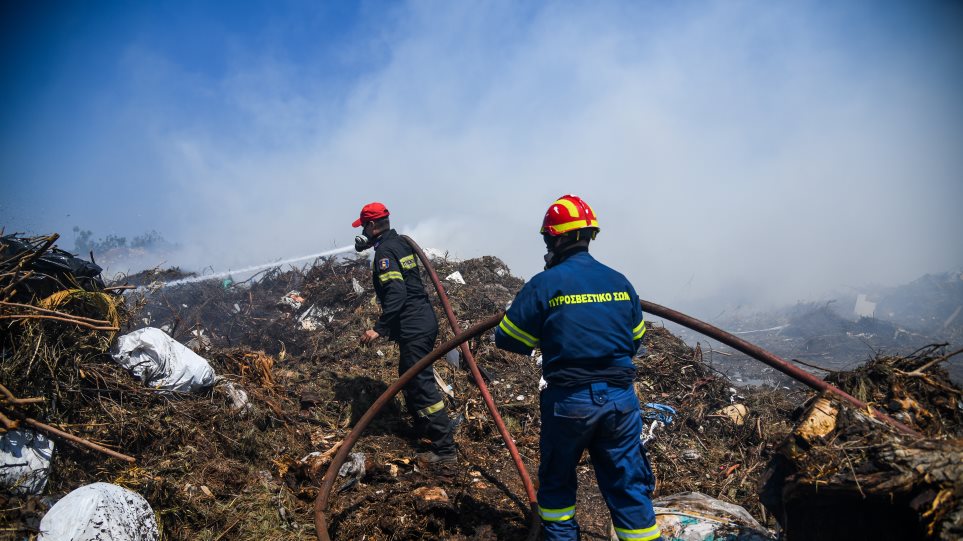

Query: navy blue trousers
[
  {"left": 538, "top": 382, "right": 661, "bottom": 541},
  {"left": 398, "top": 330, "right": 455, "bottom": 455}
]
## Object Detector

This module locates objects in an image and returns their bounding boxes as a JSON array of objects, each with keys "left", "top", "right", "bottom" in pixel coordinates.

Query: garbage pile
[
  {"left": 760, "top": 345, "right": 963, "bottom": 540},
  {"left": 3, "top": 232, "right": 960, "bottom": 540},
  {"left": 864, "top": 270, "right": 963, "bottom": 344},
  {"left": 688, "top": 299, "right": 959, "bottom": 389}
]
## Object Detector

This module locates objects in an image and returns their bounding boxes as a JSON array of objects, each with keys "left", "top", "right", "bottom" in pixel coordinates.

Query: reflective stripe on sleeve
[
  {"left": 378, "top": 271, "right": 404, "bottom": 283},
  {"left": 632, "top": 319, "right": 647, "bottom": 340},
  {"left": 416, "top": 400, "right": 445, "bottom": 418},
  {"left": 538, "top": 504, "right": 575, "bottom": 522},
  {"left": 498, "top": 315, "right": 539, "bottom": 348},
  {"left": 614, "top": 523, "right": 660, "bottom": 540}
]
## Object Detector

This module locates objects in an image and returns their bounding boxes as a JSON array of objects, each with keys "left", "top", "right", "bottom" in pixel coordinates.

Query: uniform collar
[
  {"left": 372, "top": 228, "right": 397, "bottom": 248},
  {"left": 555, "top": 246, "right": 589, "bottom": 264}
]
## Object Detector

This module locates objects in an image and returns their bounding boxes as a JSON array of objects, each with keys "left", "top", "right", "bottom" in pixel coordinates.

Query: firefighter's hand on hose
[{"left": 359, "top": 329, "right": 380, "bottom": 345}]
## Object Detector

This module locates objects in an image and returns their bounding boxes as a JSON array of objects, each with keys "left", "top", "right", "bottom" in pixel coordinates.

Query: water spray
[{"left": 149, "top": 244, "right": 356, "bottom": 289}]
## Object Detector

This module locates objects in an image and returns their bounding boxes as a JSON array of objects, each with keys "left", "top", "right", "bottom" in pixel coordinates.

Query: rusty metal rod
[
  {"left": 314, "top": 313, "right": 509, "bottom": 541},
  {"left": 639, "top": 299, "right": 920, "bottom": 437},
  {"left": 403, "top": 236, "right": 539, "bottom": 539}
]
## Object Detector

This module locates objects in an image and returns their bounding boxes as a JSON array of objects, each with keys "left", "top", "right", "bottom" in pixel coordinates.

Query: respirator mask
[
  {"left": 354, "top": 234, "right": 373, "bottom": 252},
  {"left": 542, "top": 234, "right": 558, "bottom": 270},
  {"left": 542, "top": 230, "right": 595, "bottom": 269}
]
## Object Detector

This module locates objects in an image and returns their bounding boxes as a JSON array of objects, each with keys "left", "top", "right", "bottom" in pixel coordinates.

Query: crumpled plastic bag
[
  {"left": 0, "top": 429, "right": 54, "bottom": 495},
  {"left": 38, "top": 482, "right": 159, "bottom": 541},
  {"left": 111, "top": 327, "right": 216, "bottom": 392}
]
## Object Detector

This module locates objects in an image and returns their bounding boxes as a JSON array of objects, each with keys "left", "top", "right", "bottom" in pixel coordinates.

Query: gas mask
[
  {"left": 542, "top": 235, "right": 558, "bottom": 270},
  {"left": 542, "top": 231, "right": 594, "bottom": 269},
  {"left": 354, "top": 234, "right": 372, "bottom": 252}
]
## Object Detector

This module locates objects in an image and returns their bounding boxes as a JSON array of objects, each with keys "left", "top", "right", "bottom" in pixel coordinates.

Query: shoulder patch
[{"left": 378, "top": 258, "right": 390, "bottom": 271}]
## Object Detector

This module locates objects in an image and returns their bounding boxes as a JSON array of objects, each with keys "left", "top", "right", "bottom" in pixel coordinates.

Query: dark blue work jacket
[
  {"left": 495, "top": 250, "right": 646, "bottom": 388},
  {"left": 370, "top": 229, "right": 438, "bottom": 341}
]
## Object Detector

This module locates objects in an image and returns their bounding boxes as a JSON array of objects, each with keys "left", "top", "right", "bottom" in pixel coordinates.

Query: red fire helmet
[{"left": 540, "top": 194, "right": 600, "bottom": 237}]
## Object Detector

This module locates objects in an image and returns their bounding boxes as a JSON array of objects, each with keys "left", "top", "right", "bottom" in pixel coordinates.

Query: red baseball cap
[{"left": 352, "top": 202, "right": 390, "bottom": 227}]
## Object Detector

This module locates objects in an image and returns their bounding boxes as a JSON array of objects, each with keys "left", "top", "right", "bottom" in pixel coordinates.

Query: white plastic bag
[
  {"left": 38, "top": 483, "right": 159, "bottom": 541},
  {"left": 652, "top": 491, "right": 772, "bottom": 540},
  {"left": 112, "top": 327, "right": 216, "bottom": 392},
  {"left": 444, "top": 348, "right": 461, "bottom": 370},
  {"left": 0, "top": 429, "right": 54, "bottom": 495},
  {"left": 445, "top": 271, "right": 466, "bottom": 284},
  {"left": 218, "top": 378, "right": 251, "bottom": 414}
]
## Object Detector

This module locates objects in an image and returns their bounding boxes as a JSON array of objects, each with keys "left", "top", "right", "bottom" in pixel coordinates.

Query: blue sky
[{"left": 2, "top": 0, "right": 961, "bottom": 313}]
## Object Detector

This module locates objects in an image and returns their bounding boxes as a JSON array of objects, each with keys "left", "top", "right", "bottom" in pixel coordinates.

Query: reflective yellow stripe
[
  {"left": 614, "top": 523, "right": 660, "bottom": 540},
  {"left": 633, "top": 319, "right": 647, "bottom": 340},
  {"left": 499, "top": 316, "right": 539, "bottom": 348},
  {"left": 551, "top": 217, "right": 599, "bottom": 234},
  {"left": 555, "top": 198, "right": 581, "bottom": 218},
  {"left": 378, "top": 271, "right": 403, "bottom": 283},
  {"left": 538, "top": 504, "right": 575, "bottom": 522},
  {"left": 400, "top": 254, "right": 417, "bottom": 270},
  {"left": 416, "top": 400, "right": 445, "bottom": 418}
]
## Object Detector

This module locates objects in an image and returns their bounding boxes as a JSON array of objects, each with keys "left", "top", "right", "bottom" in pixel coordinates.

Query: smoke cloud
[{"left": 3, "top": 1, "right": 961, "bottom": 316}]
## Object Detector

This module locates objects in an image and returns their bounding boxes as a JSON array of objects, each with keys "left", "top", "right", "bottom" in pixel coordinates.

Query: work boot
[{"left": 416, "top": 450, "right": 457, "bottom": 465}]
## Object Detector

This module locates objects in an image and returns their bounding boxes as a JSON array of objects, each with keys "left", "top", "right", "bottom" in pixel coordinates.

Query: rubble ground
[{"left": 2, "top": 237, "right": 960, "bottom": 540}]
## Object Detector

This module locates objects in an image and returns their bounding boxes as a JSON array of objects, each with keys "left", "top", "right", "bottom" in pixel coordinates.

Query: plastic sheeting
[
  {"left": 111, "top": 327, "right": 216, "bottom": 392},
  {"left": 38, "top": 483, "right": 159, "bottom": 541},
  {"left": 0, "top": 429, "right": 54, "bottom": 495},
  {"left": 0, "top": 234, "right": 105, "bottom": 302},
  {"left": 653, "top": 492, "right": 773, "bottom": 541}
]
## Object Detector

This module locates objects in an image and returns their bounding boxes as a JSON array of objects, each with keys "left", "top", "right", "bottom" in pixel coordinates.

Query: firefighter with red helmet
[
  {"left": 353, "top": 202, "right": 457, "bottom": 464},
  {"left": 495, "top": 195, "right": 661, "bottom": 541}
]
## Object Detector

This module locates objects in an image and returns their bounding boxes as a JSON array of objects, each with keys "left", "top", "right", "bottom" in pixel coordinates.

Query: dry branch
[
  {"left": 0, "top": 383, "right": 44, "bottom": 405},
  {"left": 0, "top": 314, "right": 118, "bottom": 331},
  {"left": 19, "top": 416, "right": 136, "bottom": 463}
]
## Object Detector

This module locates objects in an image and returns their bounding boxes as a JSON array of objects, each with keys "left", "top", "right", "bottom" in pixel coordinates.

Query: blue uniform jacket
[{"left": 495, "top": 250, "right": 646, "bottom": 388}]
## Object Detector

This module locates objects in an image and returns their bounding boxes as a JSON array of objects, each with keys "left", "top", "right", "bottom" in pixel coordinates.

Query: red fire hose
[
  {"left": 403, "top": 236, "right": 539, "bottom": 536},
  {"left": 313, "top": 315, "right": 509, "bottom": 540},
  {"left": 312, "top": 254, "right": 915, "bottom": 539},
  {"left": 639, "top": 299, "right": 920, "bottom": 437},
  {"left": 313, "top": 240, "right": 540, "bottom": 540}
]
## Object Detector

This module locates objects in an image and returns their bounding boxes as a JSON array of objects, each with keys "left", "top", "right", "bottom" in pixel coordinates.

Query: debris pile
[
  {"left": 870, "top": 270, "right": 963, "bottom": 344},
  {"left": 760, "top": 345, "right": 963, "bottom": 540},
  {"left": 3, "top": 232, "right": 960, "bottom": 540},
  {"left": 689, "top": 299, "right": 960, "bottom": 388}
]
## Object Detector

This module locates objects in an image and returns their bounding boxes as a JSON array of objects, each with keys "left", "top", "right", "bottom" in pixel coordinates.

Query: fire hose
[
  {"left": 640, "top": 299, "right": 920, "bottom": 437},
  {"left": 403, "top": 236, "right": 539, "bottom": 523},
  {"left": 313, "top": 262, "right": 920, "bottom": 539},
  {"left": 313, "top": 239, "right": 540, "bottom": 541}
]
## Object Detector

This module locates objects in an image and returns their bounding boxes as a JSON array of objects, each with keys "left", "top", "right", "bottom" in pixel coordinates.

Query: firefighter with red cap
[
  {"left": 352, "top": 202, "right": 457, "bottom": 464},
  {"left": 495, "top": 195, "right": 661, "bottom": 541}
]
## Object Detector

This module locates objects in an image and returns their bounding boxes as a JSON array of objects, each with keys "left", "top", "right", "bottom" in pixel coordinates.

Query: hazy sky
[{"left": 2, "top": 1, "right": 961, "bottom": 315}]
